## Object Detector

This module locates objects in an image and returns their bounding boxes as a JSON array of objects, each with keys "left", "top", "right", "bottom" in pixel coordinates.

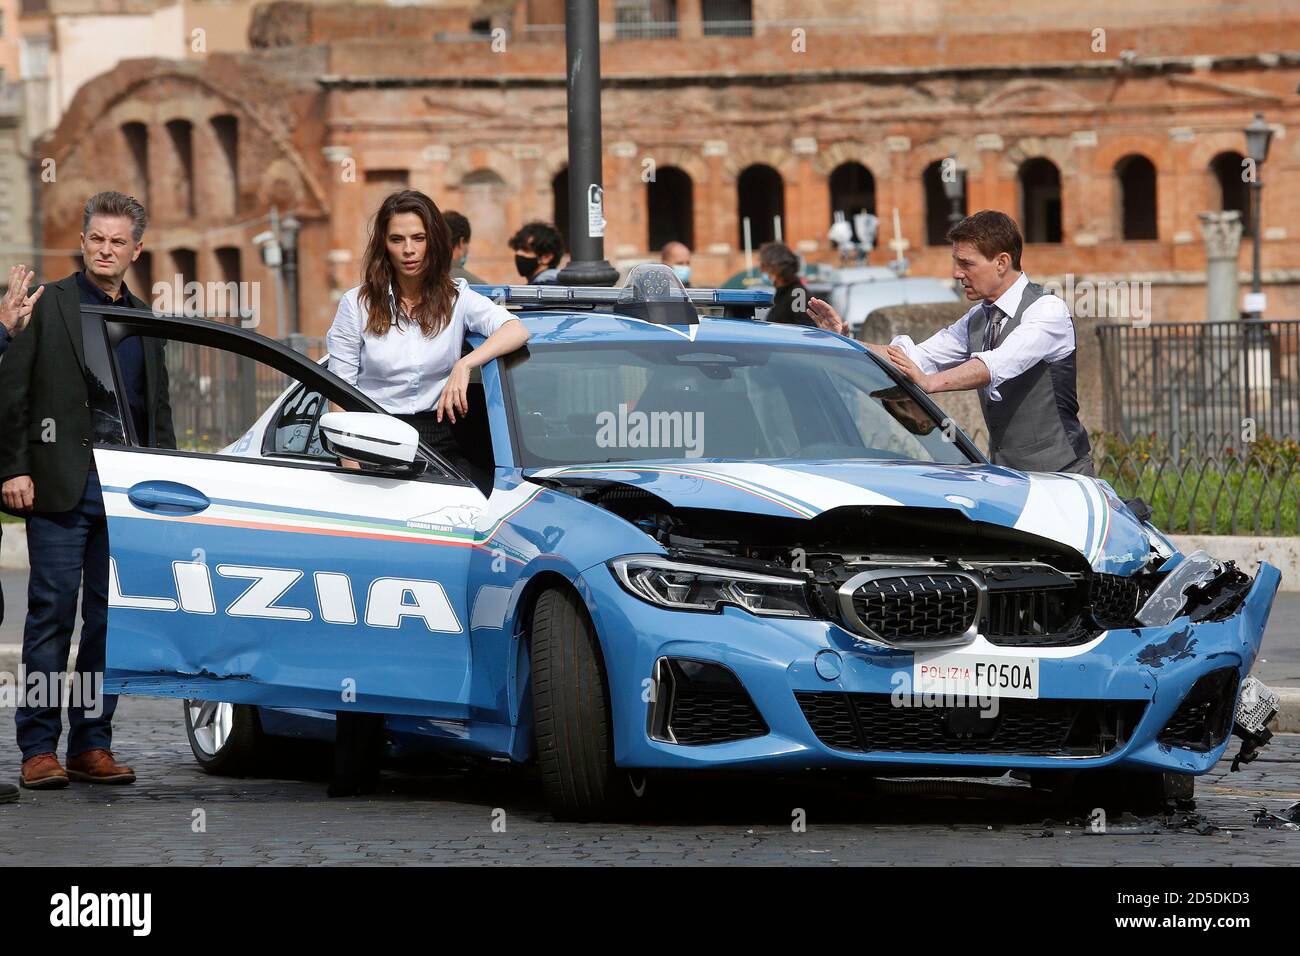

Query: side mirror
[{"left": 318, "top": 412, "right": 423, "bottom": 474}]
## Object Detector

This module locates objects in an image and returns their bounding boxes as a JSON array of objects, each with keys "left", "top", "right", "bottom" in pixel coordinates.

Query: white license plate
[{"left": 913, "top": 652, "right": 1040, "bottom": 700}]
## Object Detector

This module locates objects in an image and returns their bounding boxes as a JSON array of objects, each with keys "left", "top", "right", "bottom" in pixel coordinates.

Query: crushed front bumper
[{"left": 582, "top": 561, "right": 1281, "bottom": 775}]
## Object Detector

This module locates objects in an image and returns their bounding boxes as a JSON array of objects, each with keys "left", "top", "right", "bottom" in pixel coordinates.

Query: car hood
[{"left": 528, "top": 459, "right": 1156, "bottom": 575}]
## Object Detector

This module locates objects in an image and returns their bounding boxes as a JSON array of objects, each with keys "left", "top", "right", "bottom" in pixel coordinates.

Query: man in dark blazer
[
  {"left": 0, "top": 191, "right": 173, "bottom": 790},
  {"left": 0, "top": 264, "right": 45, "bottom": 804}
]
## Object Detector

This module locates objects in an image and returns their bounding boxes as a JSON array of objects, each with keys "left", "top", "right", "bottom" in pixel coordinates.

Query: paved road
[{"left": 1, "top": 696, "right": 1298, "bottom": 865}]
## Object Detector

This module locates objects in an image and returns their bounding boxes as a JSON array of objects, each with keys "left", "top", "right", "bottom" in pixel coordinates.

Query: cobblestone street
[{"left": 2, "top": 696, "right": 1298, "bottom": 866}]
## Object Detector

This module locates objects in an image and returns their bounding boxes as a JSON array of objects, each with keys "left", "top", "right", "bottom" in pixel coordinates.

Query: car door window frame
[{"left": 81, "top": 304, "right": 474, "bottom": 487}]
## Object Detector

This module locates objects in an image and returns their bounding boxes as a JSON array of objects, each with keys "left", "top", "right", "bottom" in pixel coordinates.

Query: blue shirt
[{"left": 77, "top": 271, "right": 148, "bottom": 441}]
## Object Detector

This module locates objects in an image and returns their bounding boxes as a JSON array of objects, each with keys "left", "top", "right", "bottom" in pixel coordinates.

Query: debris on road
[{"left": 1250, "top": 801, "right": 1300, "bottom": 831}]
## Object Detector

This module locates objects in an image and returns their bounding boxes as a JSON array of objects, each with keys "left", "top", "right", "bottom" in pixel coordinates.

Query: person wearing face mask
[
  {"left": 758, "top": 242, "right": 816, "bottom": 327},
  {"left": 444, "top": 210, "right": 485, "bottom": 285},
  {"left": 507, "top": 222, "right": 564, "bottom": 285},
  {"left": 660, "top": 240, "right": 692, "bottom": 287}
]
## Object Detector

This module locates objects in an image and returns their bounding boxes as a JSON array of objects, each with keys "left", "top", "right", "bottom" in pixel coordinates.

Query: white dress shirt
[
  {"left": 326, "top": 278, "right": 516, "bottom": 414},
  {"left": 889, "top": 272, "right": 1075, "bottom": 401}
]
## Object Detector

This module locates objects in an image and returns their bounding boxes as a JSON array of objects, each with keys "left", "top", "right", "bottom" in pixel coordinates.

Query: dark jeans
[{"left": 15, "top": 470, "right": 117, "bottom": 761}]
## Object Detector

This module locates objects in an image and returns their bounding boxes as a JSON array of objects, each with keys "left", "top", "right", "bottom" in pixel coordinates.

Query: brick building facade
[{"left": 31, "top": 0, "right": 1300, "bottom": 339}]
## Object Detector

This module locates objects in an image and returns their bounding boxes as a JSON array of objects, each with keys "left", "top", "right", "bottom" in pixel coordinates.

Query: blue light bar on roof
[
  {"left": 707, "top": 288, "right": 774, "bottom": 305},
  {"left": 467, "top": 285, "right": 773, "bottom": 307}
]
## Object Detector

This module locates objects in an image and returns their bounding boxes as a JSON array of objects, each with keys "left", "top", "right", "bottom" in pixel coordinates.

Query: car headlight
[{"left": 609, "top": 555, "right": 812, "bottom": 618}]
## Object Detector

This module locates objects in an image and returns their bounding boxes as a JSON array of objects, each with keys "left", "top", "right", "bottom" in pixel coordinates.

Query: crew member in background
[
  {"left": 508, "top": 222, "right": 564, "bottom": 285},
  {"left": 809, "top": 209, "right": 1093, "bottom": 475},
  {"left": 759, "top": 242, "right": 814, "bottom": 327},
  {"left": 660, "top": 241, "right": 692, "bottom": 286},
  {"left": 444, "top": 210, "right": 485, "bottom": 285},
  {"left": 0, "top": 264, "right": 44, "bottom": 804}
]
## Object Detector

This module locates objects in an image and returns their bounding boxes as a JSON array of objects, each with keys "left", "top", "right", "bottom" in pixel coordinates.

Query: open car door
[{"left": 84, "top": 305, "right": 488, "bottom": 718}]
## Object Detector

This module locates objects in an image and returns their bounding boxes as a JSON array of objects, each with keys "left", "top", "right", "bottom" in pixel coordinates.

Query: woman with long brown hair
[
  {"left": 326, "top": 188, "right": 529, "bottom": 479},
  {"left": 322, "top": 189, "right": 528, "bottom": 797}
]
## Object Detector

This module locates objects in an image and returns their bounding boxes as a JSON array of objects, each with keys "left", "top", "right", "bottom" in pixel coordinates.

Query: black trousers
[
  {"left": 329, "top": 712, "right": 384, "bottom": 796},
  {"left": 396, "top": 411, "right": 478, "bottom": 483}
]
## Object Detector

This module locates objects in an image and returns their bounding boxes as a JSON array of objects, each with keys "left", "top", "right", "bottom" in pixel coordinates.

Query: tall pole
[
  {"left": 268, "top": 205, "right": 285, "bottom": 339},
  {"left": 281, "top": 212, "right": 301, "bottom": 335},
  {"left": 557, "top": 0, "right": 619, "bottom": 287},
  {"left": 1249, "top": 178, "right": 1263, "bottom": 318}
]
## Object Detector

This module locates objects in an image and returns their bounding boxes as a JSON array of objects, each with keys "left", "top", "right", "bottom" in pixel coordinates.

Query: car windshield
[{"left": 503, "top": 340, "right": 972, "bottom": 468}]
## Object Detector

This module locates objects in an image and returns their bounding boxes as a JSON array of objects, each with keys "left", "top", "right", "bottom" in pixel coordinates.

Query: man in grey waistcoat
[{"left": 811, "top": 209, "right": 1093, "bottom": 475}]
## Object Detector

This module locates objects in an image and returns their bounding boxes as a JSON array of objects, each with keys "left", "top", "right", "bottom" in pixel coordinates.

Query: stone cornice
[{"left": 316, "top": 51, "right": 1300, "bottom": 92}]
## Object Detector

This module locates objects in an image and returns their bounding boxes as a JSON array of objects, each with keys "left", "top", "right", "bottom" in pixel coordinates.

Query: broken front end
[{"left": 549, "top": 476, "right": 1281, "bottom": 777}]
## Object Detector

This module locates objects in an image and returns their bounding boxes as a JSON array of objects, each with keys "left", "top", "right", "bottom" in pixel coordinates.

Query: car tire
[
  {"left": 530, "top": 586, "right": 641, "bottom": 821},
  {"left": 183, "top": 699, "right": 266, "bottom": 776}
]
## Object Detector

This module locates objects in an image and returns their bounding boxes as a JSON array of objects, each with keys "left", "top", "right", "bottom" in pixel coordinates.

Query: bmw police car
[{"left": 89, "top": 265, "right": 1280, "bottom": 820}]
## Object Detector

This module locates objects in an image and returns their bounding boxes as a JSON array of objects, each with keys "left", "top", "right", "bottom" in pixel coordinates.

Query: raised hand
[
  {"left": 806, "top": 297, "right": 848, "bottom": 335},
  {"left": 0, "top": 265, "right": 44, "bottom": 337}
]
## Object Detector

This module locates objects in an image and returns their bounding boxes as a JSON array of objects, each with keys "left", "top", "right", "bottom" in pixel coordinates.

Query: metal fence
[
  {"left": 1094, "top": 438, "right": 1299, "bottom": 536},
  {"left": 1097, "top": 319, "right": 1300, "bottom": 457},
  {"left": 167, "top": 334, "right": 325, "bottom": 452}
]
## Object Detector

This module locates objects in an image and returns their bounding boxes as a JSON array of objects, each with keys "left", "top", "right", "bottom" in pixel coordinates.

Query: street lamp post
[
  {"left": 1244, "top": 113, "right": 1273, "bottom": 320},
  {"left": 557, "top": 0, "right": 619, "bottom": 287},
  {"left": 280, "top": 212, "right": 301, "bottom": 336},
  {"left": 942, "top": 159, "right": 966, "bottom": 231}
]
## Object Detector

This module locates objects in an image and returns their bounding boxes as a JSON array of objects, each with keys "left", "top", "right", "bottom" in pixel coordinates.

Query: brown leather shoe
[
  {"left": 20, "top": 753, "right": 69, "bottom": 790},
  {"left": 66, "top": 749, "right": 136, "bottom": 785}
]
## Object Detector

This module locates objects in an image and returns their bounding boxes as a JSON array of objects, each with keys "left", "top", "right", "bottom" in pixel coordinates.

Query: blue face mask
[
  {"left": 671, "top": 264, "right": 691, "bottom": 285},
  {"left": 456, "top": 252, "right": 469, "bottom": 268}
]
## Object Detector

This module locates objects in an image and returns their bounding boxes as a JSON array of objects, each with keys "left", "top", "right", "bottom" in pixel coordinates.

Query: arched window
[
  {"left": 171, "top": 248, "right": 196, "bottom": 287},
  {"left": 1115, "top": 154, "right": 1157, "bottom": 240},
  {"left": 923, "top": 160, "right": 962, "bottom": 246},
  {"left": 164, "top": 119, "right": 195, "bottom": 218},
  {"left": 736, "top": 164, "right": 784, "bottom": 250},
  {"left": 214, "top": 247, "right": 242, "bottom": 321},
  {"left": 1018, "top": 158, "right": 1062, "bottom": 244},
  {"left": 459, "top": 168, "right": 510, "bottom": 257},
  {"left": 210, "top": 114, "right": 239, "bottom": 217},
  {"left": 647, "top": 165, "right": 693, "bottom": 251},
  {"left": 130, "top": 251, "right": 153, "bottom": 303},
  {"left": 121, "top": 122, "right": 149, "bottom": 208},
  {"left": 363, "top": 169, "right": 409, "bottom": 223},
  {"left": 551, "top": 166, "right": 570, "bottom": 253},
  {"left": 215, "top": 247, "right": 241, "bottom": 284},
  {"left": 1209, "top": 151, "right": 1250, "bottom": 232},
  {"left": 829, "top": 161, "right": 876, "bottom": 240}
]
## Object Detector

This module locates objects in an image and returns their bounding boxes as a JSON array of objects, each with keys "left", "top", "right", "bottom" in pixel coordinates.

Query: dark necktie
[{"left": 982, "top": 302, "right": 1004, "bottom": 351}]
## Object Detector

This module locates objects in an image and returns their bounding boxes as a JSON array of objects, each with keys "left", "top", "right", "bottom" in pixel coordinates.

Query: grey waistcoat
[{"left": 968, "top": 281, "right": 1091, "bottom": 472}]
